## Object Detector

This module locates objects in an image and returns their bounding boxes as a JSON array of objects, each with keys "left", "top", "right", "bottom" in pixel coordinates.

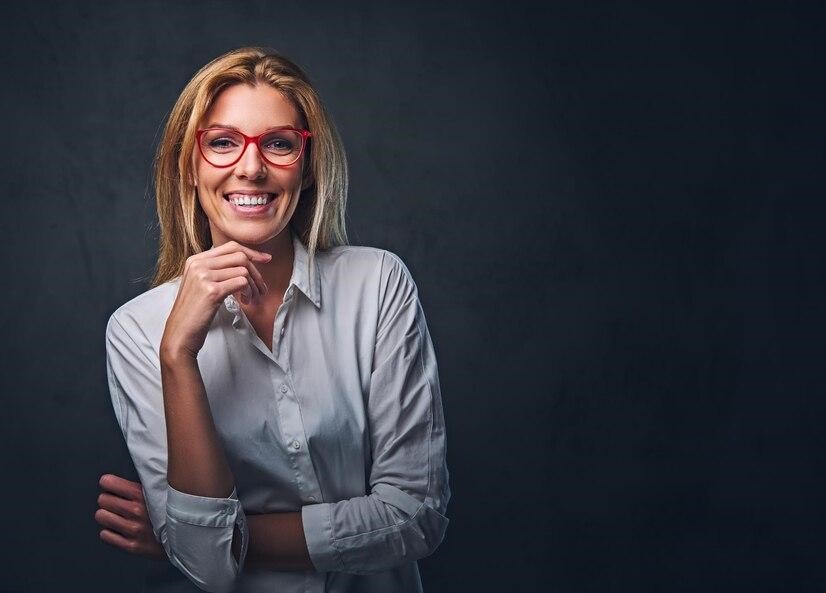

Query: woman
[{"left": 95, "top": 46, "right": 450, "bottom": 593}]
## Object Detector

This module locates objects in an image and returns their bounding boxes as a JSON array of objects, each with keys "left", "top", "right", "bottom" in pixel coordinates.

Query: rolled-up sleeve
[
  {"left": 105, "top": 312, "right": 249, "bottom": 593},
  {"left": 301, "top": 252, "right": 451, "bottom": 574}
]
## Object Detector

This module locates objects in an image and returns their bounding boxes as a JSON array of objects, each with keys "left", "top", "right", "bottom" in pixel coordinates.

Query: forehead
[{"left": 204, "top": 83, "right": 303, "bottom": 131}]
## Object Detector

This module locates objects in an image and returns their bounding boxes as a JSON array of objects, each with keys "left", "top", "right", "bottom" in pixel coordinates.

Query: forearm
[
  {"left": 232, "top": 511, "right": 314, "bottom": 571},
  {"left": 160, "top": 345, "right": 312, "bottom": 571},
  {"left": 160, "top": 345, "right": 235, "bottom": 499}
]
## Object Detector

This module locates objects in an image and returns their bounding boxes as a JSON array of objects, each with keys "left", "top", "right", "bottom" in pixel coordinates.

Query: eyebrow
[{"left": 205, "top": 122, "right": 297, "bottom": 131}]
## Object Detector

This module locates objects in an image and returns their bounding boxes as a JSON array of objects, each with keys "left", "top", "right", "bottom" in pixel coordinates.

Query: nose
[{"left": 234, "top": 141, "right": 268, "bottom": 179}]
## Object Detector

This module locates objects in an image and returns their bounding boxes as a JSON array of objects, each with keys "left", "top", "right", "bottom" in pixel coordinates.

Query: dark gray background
[{"left": 1, "top": 1, "right": 824, "bottom": 592}]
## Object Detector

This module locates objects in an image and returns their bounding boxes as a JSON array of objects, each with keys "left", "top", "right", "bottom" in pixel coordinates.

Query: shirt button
[
  {"left": 280, "top": 385, "right": 288, "bottom": 393},
  {"left": 280, "top": 326, "right": 286, "bottom": 336},
  {"left": 291, "top": 440, "right": 301, "bottom": 450}
]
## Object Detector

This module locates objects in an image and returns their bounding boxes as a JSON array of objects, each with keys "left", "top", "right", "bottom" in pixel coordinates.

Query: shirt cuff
[
  {"left": 167, "top": 484, "right": 244, "bottom": 527},
  {"left": 166, "top": 484, "right": 249, "bottom": 573},
  {"left": 301, "top": 502, "right": 343, "bottom": 573}
]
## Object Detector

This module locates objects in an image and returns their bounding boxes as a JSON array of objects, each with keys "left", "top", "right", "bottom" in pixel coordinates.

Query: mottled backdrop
[{"left": 0, "top": 1, "right": 824, "bottom": 592}]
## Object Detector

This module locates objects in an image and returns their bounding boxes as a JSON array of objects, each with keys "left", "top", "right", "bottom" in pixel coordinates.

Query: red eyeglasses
[{"left": 195, "top": 126, "right": 312, "bottom": 168}]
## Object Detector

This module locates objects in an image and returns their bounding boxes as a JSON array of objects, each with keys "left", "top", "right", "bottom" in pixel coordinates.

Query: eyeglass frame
[{"left": 195, "top": 126, "right": 313, "bottom": 169}]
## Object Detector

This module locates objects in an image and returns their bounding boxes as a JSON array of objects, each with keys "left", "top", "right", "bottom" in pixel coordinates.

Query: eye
[
  {"left": 208, "top": 137, "right": 239, "bottom": 151},
  {"left": 200, "top": 129, "right": 243, "bottom": 153},
  {"left": 261, "top": 130, "right": 300, "bottom": 154},
  {"left": 263, "top": 137, "right": 294, "bottom": 152}
]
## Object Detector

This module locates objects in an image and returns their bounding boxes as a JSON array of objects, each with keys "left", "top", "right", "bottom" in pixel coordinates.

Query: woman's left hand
[{"left": 95, "top": 473, "right": 165, "bottom": 560}]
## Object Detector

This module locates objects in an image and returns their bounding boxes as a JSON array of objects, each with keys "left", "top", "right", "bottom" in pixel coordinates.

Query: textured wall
[{"left": 0, "top": 1, "right": 824, "bottom": 591}]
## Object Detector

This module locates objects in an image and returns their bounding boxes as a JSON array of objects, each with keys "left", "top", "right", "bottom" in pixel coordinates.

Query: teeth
[{"left": 227, "top": 194, "right": 273, "bottom": 206}]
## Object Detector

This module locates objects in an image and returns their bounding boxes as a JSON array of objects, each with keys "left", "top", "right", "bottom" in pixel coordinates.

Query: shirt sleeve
[
  {"left": 301, "top": 252, "right": 451, "bottom": 574},
  {"left": 105, "top": 312, "right": 249, "bottom": 593}
]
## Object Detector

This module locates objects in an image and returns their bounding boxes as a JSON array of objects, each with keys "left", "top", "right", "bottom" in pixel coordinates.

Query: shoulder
[
  {"left": 318, "top": 243, "right": 417, "bottom": 288},
  {"left": 105, "top": 277, "right": 181, "bottom": 348}
]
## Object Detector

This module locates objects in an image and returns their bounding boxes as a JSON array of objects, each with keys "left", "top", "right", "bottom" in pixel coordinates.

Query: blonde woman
[{"left": 95, "top": 46, "right": 450, "bottom": 593}]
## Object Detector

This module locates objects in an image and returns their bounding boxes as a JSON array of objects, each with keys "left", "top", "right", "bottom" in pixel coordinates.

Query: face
[{"left": 191, "top": 83, "right": 308, "bottom": 249}]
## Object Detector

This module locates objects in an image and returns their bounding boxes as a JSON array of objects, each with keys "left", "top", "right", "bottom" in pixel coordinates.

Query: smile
[
  {"left": 224, "top": 192, "right": 275, "bottom": 206},
  {"left": 223, "top": 193, "right": 278, "bottom": 216}
]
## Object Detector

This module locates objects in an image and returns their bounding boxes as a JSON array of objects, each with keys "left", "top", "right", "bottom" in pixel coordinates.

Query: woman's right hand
[{"left": 160, "top": 240, "right": 271, "bottom": 358}]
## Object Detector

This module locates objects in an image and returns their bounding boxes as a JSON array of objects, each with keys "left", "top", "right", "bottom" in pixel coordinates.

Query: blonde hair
[{"left": 150, "top": 46, "right": 349, "bottom": 288}]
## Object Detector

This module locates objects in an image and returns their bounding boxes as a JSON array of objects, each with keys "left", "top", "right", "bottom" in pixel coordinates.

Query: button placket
[{"left": 269, "top": 364, "right": 323, "bottom": 507}]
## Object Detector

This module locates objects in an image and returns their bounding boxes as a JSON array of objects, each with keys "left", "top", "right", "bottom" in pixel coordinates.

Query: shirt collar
[
  {"left": 223, "top": 226, "right": 321, "bottom": 314},
  {"left": 288, "top": 225, "right": 322, "bottom": 309}
]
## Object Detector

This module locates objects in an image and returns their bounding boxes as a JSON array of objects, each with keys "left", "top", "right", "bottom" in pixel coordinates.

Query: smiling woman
[{"left": 96, "top": 47, "right": 450, "bottom": 593}]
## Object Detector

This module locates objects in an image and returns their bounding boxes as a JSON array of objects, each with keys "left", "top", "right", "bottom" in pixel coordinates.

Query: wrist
[{"left": 159, "top": 340, "right": 199, "bottom": 365}]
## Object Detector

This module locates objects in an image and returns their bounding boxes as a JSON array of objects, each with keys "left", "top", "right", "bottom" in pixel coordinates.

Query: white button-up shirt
[{"left": 105, "top": 226, "right": 451, "bottom": 592}]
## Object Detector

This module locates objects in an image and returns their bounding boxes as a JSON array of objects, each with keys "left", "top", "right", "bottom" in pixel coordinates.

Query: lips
[{"left": 222, "top": 192, "right": 278, "bottom": 217}]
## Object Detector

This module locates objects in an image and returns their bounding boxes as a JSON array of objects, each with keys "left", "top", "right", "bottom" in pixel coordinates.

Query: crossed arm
[
  {"left": 159, "top": 346, "right": 314, "bottom": 572},
  {"left": 95, "top": 472, "right": 311, "bottom": 571}
]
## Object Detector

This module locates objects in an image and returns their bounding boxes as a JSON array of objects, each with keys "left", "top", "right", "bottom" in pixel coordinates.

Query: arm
[
  {"left": 299, "top": 252, "right": 451, "bottom": 574},
  {"left": 161, "top": 348, "right": 314, "bottom": 572},
  {"left": 106, "top": 313, "right": 250, "bottom": 593},
  {"left": 106, "top": 243, "right": 292, "bottom": 590}
]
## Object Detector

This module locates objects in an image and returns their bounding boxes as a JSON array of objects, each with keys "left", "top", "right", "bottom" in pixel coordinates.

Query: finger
[
  {"left": 99, "top": 474, "right": 144, "bottom": 501},
  {"left": 197, "top": 253, "right": 267, "bottom": 299},
  {"left": 97, "top": 492, "right": 145, "bottom": 521},
  {"left": 209, "top": 267, "right": 259, "bottom": 303},
  {"left": 100, "top": 528, "right": 164, "bottom": 560},
  {"left": 218, "top": 277, "right": 254, "bottom": 304},
  {"left": 99, "top": 527, "right": 137, "bottom": 553},
  {"left": 196, "top": 240, "right": 272, "bottom": 263},
  {"left": 205, "top": 253, "right": 269, "bottom": 295},
  {"left": 95, "top": 508, "right": 142, "bottom": 538}
]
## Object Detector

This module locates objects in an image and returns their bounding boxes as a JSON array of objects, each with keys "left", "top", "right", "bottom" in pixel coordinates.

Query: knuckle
[
  {"left": 204, "top": 284, "right": 220, "bottom": 299},
  {"left": 127, "top": 521, "right": 142, "bottom": 537},
  {"left": 131, "top": 504, "right": 144, "bottom": 518}
]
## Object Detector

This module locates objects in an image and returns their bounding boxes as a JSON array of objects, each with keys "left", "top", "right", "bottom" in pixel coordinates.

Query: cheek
[{"left": 278, "top": 164, "right": 305, "bottom": 188}]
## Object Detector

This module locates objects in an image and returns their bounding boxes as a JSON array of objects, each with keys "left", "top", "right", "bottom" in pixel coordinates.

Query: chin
[{"left": 220, "top": 222, "right": 289, "bottom": 245}]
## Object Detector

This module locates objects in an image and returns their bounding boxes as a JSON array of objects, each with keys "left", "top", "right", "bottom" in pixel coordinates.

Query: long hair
[{"left": 150, "top": 46, "right": 349, "bottom": 288}]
